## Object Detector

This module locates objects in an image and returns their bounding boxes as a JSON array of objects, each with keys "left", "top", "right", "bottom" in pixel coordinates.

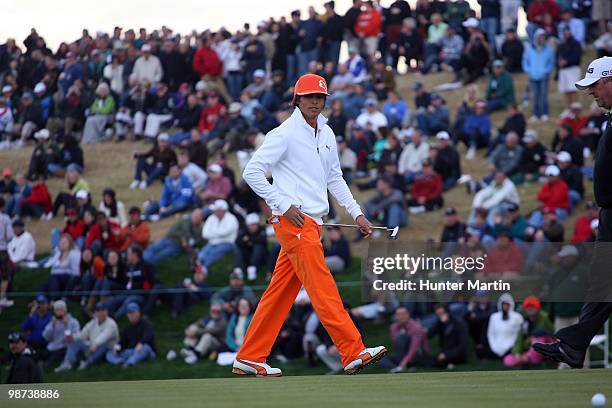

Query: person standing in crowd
[
  {"left": 535, "top": 56, "right": 612, "bottom": 368},
  {"left": 236, "top": 74, "right": 386, "bottom": 377},
  {"left": 522, "top": 29, "right": 555, "bottom": 123}
]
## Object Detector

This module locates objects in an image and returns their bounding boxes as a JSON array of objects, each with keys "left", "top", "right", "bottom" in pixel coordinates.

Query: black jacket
[
  {"left": 593, "top": 114, "right": 612, "bottom": 208},
  {"left": 434, "top": 146, "right": 461, "bottom": 183},
  {"left": 560, "top": 165, "right": 584, "bottom": 196},
  {"left": 176, "top": 105, "right": 202, "bottom": 131},
  {"left": 501, "top": 39, "right": 524, "bottom": 73},
  {"left": 440, "top": 222, "right": 466, "bottom": 243},
  {"left": 499, "top": 113, "right": 526, "bottom": 137},
  {"left": 5, "top": 348, "right": 43, "bottom": 384},
  {"left": 429, "top": 315, "right": 469, "bottom": 363},
  {"left": 552, "top": 135, "right": 585, "bottom": 167},
  {"left": 119, "top": 317, "right": 156, "bottom": 352},
  {"left": 520, "top": 142, "right": 547, "bottom": 175},
  {"left": 187, "top": 140, "right": 208, "bottom": 170}
]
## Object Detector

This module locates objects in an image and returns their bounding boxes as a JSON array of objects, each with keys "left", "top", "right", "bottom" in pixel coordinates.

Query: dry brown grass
[{"left": 0, "top": 54, "right": 596, "bottom": 253}]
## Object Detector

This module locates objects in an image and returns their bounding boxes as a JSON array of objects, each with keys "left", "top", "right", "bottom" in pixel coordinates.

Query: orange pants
[{"left": 236, "top": 215, "right": 365, "bottom": 367}]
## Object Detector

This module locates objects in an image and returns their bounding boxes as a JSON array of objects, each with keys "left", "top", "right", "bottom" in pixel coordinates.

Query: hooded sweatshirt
[{"left": 486, "top": 293, "right": 524, "bottom": 357}]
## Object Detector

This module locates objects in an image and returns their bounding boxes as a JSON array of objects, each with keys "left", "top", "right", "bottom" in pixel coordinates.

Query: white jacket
[
  {"left": 243, "top": 109, "right": 363, "bottom": 224},
  {"left": 356, "top": 111, "right": 388, "bottom": 132},
  {"left": 472, "top": 178, "right": 519, "bottom": 210},
  {"left": 487, "top": 293, "right": 524, "bottom": 357},
  {"left": 76, "top": 316, "right": 119, "bottom": 349},
  {"left": 182, "top": 163, "right": 208, "bottom": 191},
  {"left": 398, "top": 142, "right": 430, "bottom": 174},
  {"left": 8, "top": 231, "right": 35, "bottom": 263},
  {"left": 202, "top": 212, "right": 239, "bottom": 245},
  {"left": 132, "top": 55, "right": 163, "bottom": 84}
]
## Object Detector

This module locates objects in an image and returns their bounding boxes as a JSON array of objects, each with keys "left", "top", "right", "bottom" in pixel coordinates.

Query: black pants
[
  {"left": 556, "top": 208, "right": 612, "bottom": 352},
  {"left": 52, "top": 192, "right": 77, "bottom": 216}
]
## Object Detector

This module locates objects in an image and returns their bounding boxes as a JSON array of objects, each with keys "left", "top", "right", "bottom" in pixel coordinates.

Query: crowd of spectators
[{"left": 1, "top": 0, "right": 611, "bottom": 382}]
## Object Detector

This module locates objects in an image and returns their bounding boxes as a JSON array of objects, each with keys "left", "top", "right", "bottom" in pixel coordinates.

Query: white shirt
[
  {"left": 356, "top": 110, "right": 389, "bottom": 132},
  {"left": 243, "top": 109, "right": 363, "bottom": 224},
  {"left": 8, "top": 231, "right": 35, "bottom": 263},
  {"left": 132, "top": 55, "right": 163, "bottom": 84},
  {"left": 398, "top": 141, "right": 430, "bottom": 174},
  {"left": 103, "top": 64, "right": 124, "bottom": 95},
  {"left": 202, "top": 212, "right": 239, "bottom": 245},
  {"left": 487, "top": 310, "right": 524, "bottom": 357},
  {"left": 182, "top": 162, "right": 208, "bottom": 191},
  {"left": 472, "top": 178, "right": 520, "bottom": 210}
]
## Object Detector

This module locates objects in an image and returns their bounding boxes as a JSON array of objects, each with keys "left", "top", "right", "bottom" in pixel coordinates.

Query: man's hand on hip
[
  {"left": 284, "top": 205, "right": 305, "bottom": 227},
  {"left": 356, "top": 215, "right": 372, "bottom": 238}
]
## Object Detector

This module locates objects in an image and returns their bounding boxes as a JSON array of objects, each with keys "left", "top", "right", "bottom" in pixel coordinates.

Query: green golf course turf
[{"left": 1, "top": 369, "right": 611, "bottom": 408}]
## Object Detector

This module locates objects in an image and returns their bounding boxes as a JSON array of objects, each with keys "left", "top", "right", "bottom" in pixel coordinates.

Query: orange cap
[
  {"left": 294, "top": 74, "right": 330, "bottom": 97},
  {"left": 522, "top": 295, "right": 541, "bottom": 311}
]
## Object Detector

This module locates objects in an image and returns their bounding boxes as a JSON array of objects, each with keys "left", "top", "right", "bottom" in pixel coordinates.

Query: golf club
[{"left": 322, "top": 223, "right": 400, "bottom": 240}]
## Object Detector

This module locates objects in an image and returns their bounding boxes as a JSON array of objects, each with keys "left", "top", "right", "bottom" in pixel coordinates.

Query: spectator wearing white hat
[
  {"left": 33, "top": 82, "right": 52, "bottom": 123},
  {"left": 82, "top": 83, "right": 116, "bottom": 144},
  {"left": 244, "top": 69, "right": 269, "bottom": 100},
  {"left": 556, "top": 150, "right": 584, "bottom": 210},
  {"left": 132, "top": 43, "right": 163, "bottom": 84},
  {"left": 42, "top": 299, "right": 81, "bottom": 364},
  {"left": 528, "top": 165, "right": 570, "bottom": 228},
  {"left": 432, "top": 131, "right": 461, "bottom": 191},
  {"left": 355, "top": 98, "right": 388, "bottom": 132},
  {"left": 199, "top": 199, "right": 239, "bottom": 269},
  {"left": 235, "top": 213, "right": 268, "bottom": 281},
  {"left": 198, "top": 163, "right": 232, "bottom": 206}
]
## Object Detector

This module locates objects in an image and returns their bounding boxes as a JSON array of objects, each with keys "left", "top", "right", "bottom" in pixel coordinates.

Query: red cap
[
  {"left": 294, "top": 74, "right": 330, "bottom": 97},
  {"left": 2, "top": 167, "right": 12, "bottom": 177},
  {"left": 522, "top": 295, "right": 541, "bottom": 311}
]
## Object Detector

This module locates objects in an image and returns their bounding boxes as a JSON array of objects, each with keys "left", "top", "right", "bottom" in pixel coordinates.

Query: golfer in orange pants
[{"left": 233, "top": 74, "right": 387, "bottom": 377}]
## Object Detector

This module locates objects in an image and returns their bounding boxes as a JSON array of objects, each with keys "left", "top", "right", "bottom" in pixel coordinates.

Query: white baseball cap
[
  {"left": 545, "top": 165, "right": 560, "bottom": 177},
  {"left": 591, "top": 219, "right": 599, "bottom": 231},
  {"left": 210, "top": 199, "right": 228, "bottom": 211},
  {"left": 34, "top": 129, "right": 50, "bottom": 139},
  {"left": 141, "top": 44, "right": 152, "bottom": 52},
  {"left": 195, "top": 80, "right": 207, "bottom": 91},
  {"left": 2, "top": 85, "right": 12, "bottom": 93},
  {"left": 76, "top": 190, "right": 89, "bottom": 200},
  {"left": 245, "top": 213, "right": 260, "bottom": 225},
  {"left": 34, "top": 82, "right": 46, "bottom": 93},
  {"left": 253, "top": 69, "right": 266, "bottom": 78},
  {"left": 556, "top": 151, "right": 572, "bottom": 163},
  {"left": 436, "top": 131, "right": 450, "bottom": 140},
  {"left": 557, "top": 245, "right": 579, "bottom": 258},
  {"left": 575, "top": 56, "right": 612, "bottom": 90},
  {"left": 157, "top": 132, "right": 169, "bottom": 142},
  {"left": 522, "top": 129, "right": 538, "bottom": 143},
  {"left": 462, "top": 17, "right": 479, "bottom": 28},
  {"left": 208, "top": 163, "right": 222, "bottom": 173}
]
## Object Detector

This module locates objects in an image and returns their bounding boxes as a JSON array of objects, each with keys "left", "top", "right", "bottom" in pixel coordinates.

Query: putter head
[{"left": 389, "top": 226, "right": 399, "bottom": 240}]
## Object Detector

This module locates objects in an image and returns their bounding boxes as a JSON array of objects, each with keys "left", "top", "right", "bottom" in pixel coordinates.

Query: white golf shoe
[
  {"left": 344, "top": 346, "right": 388, "bottom": 375},
  {"left": 232, "top": 358, "right": 282, "bottom": 377}
]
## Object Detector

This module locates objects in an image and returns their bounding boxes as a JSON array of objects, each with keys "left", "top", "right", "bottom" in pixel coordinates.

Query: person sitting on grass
[
  {"left": 143, "top": 209, "right": 204, "bottom": 265},
  {"left": 210, "top": 272, "right": 258, "bottom": 315},
  {"left": 44, "top": 234, "right": 81, "bottom": 301},
  {"left": 97, "top": 188, "right": 127, "bottom": 228},
  {"left": 42, "top": 299, "right": 80, "bottom": 366},
  {"left": 222, "top": 297, "right": 253, "bottom": 354},
  {"left": 144, "top": 163, "right": 195, "bottom": 222},
  {"left": 476, "top": 292, "right": 523, "bottom": 360},
  {"left": 106, "top": 303, "right": 156, "bottom": 368},
  {"left": 406, "top": 158, "right": 444, "bottom": 214},
  {"left": 503, "top": 296, "right": 554, "bottom": 368},
  {"left": 7, "top": 218, "right": 36, "bottom": 268},
  {"left": 84, "top": 211, "right": 122, "bottom": 255},
  {"left": 519, "top": 130, "right": 547, "bottom": 182},
  {"left": 18, "top": 174, "right": 52, "bottom": 220},
  {"left": 323, "top": 226, "right": 350, "bottom": 275},
  {"left": 234, "top": 213, "right": 268, "bottom": 281},
  {"left": 423, "top": 304, "right": 469, "bottom": 368},
  {"left": 380, "top": 306, "right": 429, "bottom": 373},
  {"left": 199, "top": 200, "right": 239, "bottom": 272},
  {"left": 54, "top": 302, "right": 119, "bottom": 373},
  {"left": 363, "top": 176, "right": 408, "bottom": 234},
  {"left": 117, "top": 207, "right": 151, "bottom": 251},
  {"left": 51, "top": 164, "right": 90, "bottom": 219},
  {"left": 129, "top": 132, "right": 177, "bottom": 190},
  {"left": 197, "top": 163, "right": 232, "bottom": 206},
  {"left": 485, "top": 60, "right": 516, "bottom": 112},
  {"left": 177, "top": 302, "right": 227, "bottom": 365},
  {"left": 460, "top": 100, "right": 492, "bottom": 160},
  {"left": 167, "top": 262, "right": 210, "bottom": 319},
  {"left": 528, "top": 165, "right": 570, "bottom": 228}
]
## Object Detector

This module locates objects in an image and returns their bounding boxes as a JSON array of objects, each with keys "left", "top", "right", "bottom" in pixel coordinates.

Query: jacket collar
[{"left": 291, "top": 107, "right": 328, "bottom": 133}]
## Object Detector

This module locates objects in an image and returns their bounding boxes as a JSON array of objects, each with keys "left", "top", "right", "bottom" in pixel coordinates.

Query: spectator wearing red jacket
[
  {"left": 20, "top": 176, "right": 52, "bottom": 219},
  {"left": 481, "top": 229, "right": 524, "bottom": 277},
  {"left": 559, "top": 102, "right": 589, "bottom": 139},
  {"left": 407, "top": 159, "right": 443, "bottom": 212},
  {"left": 85, "top": 212, "right": 122, "bottom": 254},
  {"left": 191, "top": 35, "right": 231, "bottom": 103},
  {"left": 527, "top": 0, "right": 561, "bottom": 42},
  {"left": 198, "top": 91, "right": 228, "bottom": 142},
  {"left": 354, "top": 1, "right": 382, "bottom": 59},
  {"left": 571, "top": 201, "right": 599, "bottom": 244},
  {"left": 49, "top": 208, "right": 87, "bottom": 252},
  {"left": 528, "top": 165, "right": 569, "bottom": 228}
]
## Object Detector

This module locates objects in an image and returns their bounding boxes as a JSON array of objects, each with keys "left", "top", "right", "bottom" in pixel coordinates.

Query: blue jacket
[
  {"left": 225, "top": 314, "right": 252, "bottom": 351},
  {"left": 383, "top": 100, "right": 408, "bottom": 123},
  {"left": 59, "top": 63, "right": 84, "bottom": 94},
  {"left": 21, "top": 312, "right": 52, "bottom": 347},
  {"left": 522, "top": 44, "right": 555, "bottom": 81},
  {"left": 463, "top": 112, "right": 491, "bottom": 137},
  {"left": 160, "top": 174, "right": 194, "bottom": 209}
]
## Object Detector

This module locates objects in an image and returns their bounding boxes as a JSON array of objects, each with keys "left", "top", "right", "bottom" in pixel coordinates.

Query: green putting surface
[{"left": 1, "top": 369, "right": 611, "bottom": 408}]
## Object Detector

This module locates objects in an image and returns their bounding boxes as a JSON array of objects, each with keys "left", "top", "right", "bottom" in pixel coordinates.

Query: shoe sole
[
  {"left": 533, "top": 344, "right": 583, "bottom": 369},
  {"left": 345, "top": 348, "right": 389, "bottom": 375},
  {"left": 232, "top": 367, "right": 282, "bottom": 377}
]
